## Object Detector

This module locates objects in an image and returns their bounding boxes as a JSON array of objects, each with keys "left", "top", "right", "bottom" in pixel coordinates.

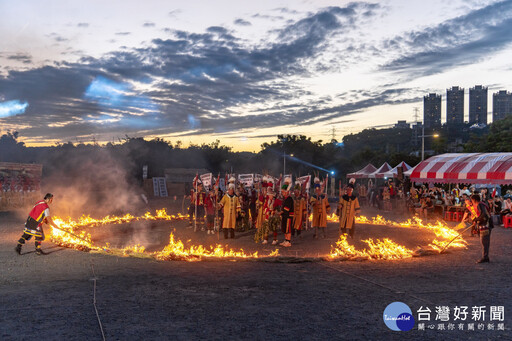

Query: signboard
[
  {"left": 152, "top": 177, "right": 168, "bottom": 197},
  {"left": 200, "top": 173, "right": 213, "bottom": 189},
  {"left": 238, "top": 174, "right": 254, "bottom": 187}
]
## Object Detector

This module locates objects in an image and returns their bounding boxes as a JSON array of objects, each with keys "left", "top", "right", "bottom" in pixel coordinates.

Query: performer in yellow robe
[
  {"left": 338, "top": 184, "right": 360, "bottom": 238},
  {"left": 218, "top": 183, "right": 241, "bottom": 239},
  {"left": 292, "top": 183, "right": 306, "bottom": 237},
  {"left": 310, "top": 183, "right": 330, "bottom": 238},
  {"left": 255, "top": 182, "right": 267, "bottom": 230}
]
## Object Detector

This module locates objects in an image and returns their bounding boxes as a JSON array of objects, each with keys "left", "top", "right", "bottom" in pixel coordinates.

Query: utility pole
[{"left": 330, "top": 126, "right": 336, "bottom": 142}]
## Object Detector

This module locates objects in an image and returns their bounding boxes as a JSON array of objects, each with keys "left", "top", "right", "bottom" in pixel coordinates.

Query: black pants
[
  {"left": 18, "top": 230, "right": 45, "bottom": 249},
  {"left": 293, "top": 228, "right": 301, "bottom": 236},
  {"left": 480, "top": 229, "right": 491, "bottom": 260},
  {"left": 223, "top": 228, "right": 235, "bottom": 239}
]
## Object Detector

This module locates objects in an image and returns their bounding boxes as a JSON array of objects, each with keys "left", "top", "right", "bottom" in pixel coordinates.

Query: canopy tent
[
  {"left": 368, "top": 162, "right": 392, "bottom": 178},
  {"left": 346, "top": 164, "right": 377, "bottom": 179},
  {"left": 409, "top": 153, "right": 512, "bottom": 184},
  {"left": 404, "top": 166, "right": 415, "bottom": 177},
  {"left": 377, "top": 161, "right": 412, "bottom": 179}
]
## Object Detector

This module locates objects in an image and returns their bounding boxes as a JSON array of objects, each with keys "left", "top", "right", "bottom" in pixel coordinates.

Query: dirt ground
[{"left": 1, "top": 207, "right": 511, "bottom": 341}]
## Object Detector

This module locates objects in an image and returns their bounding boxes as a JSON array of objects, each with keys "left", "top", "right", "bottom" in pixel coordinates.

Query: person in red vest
[{"left": 15, "top": 193, "right": 59, "bottom": 255}]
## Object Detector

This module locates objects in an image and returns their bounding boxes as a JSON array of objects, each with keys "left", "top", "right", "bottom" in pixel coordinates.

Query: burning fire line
[
  {"left": 50, "top": 209, "right": 279, "bottom": 261},
  {"left": 49, "top": 209, "right": 467, "bottom": 262}
]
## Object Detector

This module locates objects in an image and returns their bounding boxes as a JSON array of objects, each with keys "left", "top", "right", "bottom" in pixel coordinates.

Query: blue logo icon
[{"left": 383, "top": 302, "right": 415, "bottom": 331}]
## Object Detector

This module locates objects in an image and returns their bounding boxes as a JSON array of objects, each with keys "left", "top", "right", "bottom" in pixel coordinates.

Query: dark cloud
[
  {"left": 0, "top": 3, "right": 389, "bottom": 143},
  {"left": 143, "top": 22, "right": 155, "bottom": 27},
  {"left": 382, "top": 0, "right": 512, "bottom": 77},
  {"left": 77, "top": 23, "right": 89, "bottom": 28},
  {"left": 233, "top": 18, "right": 251, "bottom": 26},
  {"left": 115, "top": 32, "right": 131, "bottom": 36},
  {"left": 6, "top": 53, "right": 32, "bottom": 64},
  {"left": 206, "top": 26, "right": 229, "bottom": 34}
]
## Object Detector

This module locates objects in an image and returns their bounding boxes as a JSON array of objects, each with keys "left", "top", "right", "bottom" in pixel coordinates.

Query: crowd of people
[{"left": 185, "top": 176, "right": 360, "bottom": 247}]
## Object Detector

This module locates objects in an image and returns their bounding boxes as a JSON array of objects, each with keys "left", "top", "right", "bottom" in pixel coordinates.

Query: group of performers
[{"left": 187, "top": 175, "right": 361, "bottom": 246}]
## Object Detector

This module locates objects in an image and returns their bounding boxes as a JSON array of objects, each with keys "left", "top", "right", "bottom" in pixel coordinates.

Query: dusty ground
[{"left": 1, "top": 207, "right": 511, "bottom": 341}]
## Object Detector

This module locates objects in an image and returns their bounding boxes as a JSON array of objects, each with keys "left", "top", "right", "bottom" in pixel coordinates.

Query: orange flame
[{"left": 51, "top": 210, "right": 466, "bottom": 262}]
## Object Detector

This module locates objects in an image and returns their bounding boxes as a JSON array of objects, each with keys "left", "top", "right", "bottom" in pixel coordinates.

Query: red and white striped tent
[
  {"left": 346, "top": 164, "right": 377, "bottom": 179},
  {"left": 378, "top": 161, "right": 412, "bottom": 178},
  {"left": 368, "top": 162, "right": 392, "bottom": 178},
  {"left": 410, "top": 153, "right": 512, "bottom": 184}
]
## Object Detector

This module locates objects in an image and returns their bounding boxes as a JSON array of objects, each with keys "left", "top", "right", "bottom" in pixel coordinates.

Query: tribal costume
[
  {"left": 292, "top": 191, "right": 306, "bottom": 236},
  {"left": 310, "top": 191, "right": 330, "bottom": 238},
  {"left": 219, "top": 192, "right": 241, "bottom": 239},
  {"left": 338, "top": 193, "right": 360, "bottom": 238}
]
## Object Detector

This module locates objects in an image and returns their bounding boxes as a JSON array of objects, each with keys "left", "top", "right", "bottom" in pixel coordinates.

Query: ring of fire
[{"left": 49, "top": 209, "right": 468, "bottom": 262}]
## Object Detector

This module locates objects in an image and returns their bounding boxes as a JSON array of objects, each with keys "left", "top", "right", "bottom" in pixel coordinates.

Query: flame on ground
[
  {"left": 50, "top": 209, "right": 467, "bottom": 262},
  {"left": 330, "top": 234, "right": 415, "bottom": 260},
  {"left": 328, "top": 215, "right": 467, "bottom": 260},
  {"left": 50, "top": 209, "right": 278, "bottom": 261}
]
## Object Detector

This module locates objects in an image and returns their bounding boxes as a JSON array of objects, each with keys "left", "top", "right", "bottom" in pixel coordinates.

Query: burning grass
[{"left": 49, "top": 209, "right": 467, "bottom": 262}]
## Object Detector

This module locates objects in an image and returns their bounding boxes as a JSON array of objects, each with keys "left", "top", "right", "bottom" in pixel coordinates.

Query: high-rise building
[
  {"left": 493, "top": 90, "right": 512, "bottom": 122},
  {"left": 423, "top": 93, "right": 441, "bottom": 129},
  {"left": 469, "top": 85, "right": 488, "bottom": 125},
  {"left": 446, "top": 86, "right": 464, "bottom": 125}
]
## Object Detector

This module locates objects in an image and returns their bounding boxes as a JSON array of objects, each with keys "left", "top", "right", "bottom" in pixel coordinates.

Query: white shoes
[
  {"left": 271, "top": 240, "right": 278, "bottom": 245},
  {"left": 262, "top": 240, "right": 268, "bottom": 244},
  {"left": 280, "top": 241, "right": 291, "bottom": 247}
]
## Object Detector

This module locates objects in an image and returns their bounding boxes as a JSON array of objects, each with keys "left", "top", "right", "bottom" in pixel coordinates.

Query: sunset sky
[{"left": 1, "top": 0, "right": 512, "bottom": 151}]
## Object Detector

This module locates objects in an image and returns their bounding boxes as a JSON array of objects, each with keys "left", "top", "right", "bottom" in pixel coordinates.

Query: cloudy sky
[{"left": 1, "top": 0, "right": 512, "bottom": 151}]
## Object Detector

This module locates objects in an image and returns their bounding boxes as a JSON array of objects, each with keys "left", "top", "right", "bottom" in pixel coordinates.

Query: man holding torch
[{"left": 15, "top": 193, "right": 59, "bottom": 256}]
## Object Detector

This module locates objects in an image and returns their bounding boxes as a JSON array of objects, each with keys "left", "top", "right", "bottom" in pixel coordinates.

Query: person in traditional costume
[
  {"left": 204, "top": 188, "right": 216, "bottom": 235},
  {"left": 261, "top": 181, "right": 280, "bottom": 245},
  {"left": 310, "top": 178, "right": 330, "bottom": 238},
  {"left": 279, "top": 178, "right": 294, "bottom": 247},
  {"left": 195, "top": 182, "right": 206, "bottom": 231},
  {"left": 255, "top": 177, "right": 268, "bottom": 230},
  {"left": 218, "top": 183, "right": 241, "bottom": 239},
  {"left": 292, "top": 182, "right": 306, "bottom": 237},
  {"left": 338, "top": 183, "right": 360, "bottom": 238}
]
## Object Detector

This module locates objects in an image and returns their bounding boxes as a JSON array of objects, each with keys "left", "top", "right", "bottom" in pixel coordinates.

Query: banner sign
[
  {"left": 200, "top": 173, "right": 213, "bottom": 189},
  {"left": 238, "top": 174, "right": 254, "bottom": 187}
]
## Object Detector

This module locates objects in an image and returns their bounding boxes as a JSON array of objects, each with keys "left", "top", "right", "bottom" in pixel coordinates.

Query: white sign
[
  {"left": 152, "top": 177, "right": 168, "bottom": 197},
  {"left": 200, "top": 173, "right": 213, "bottom": 189},
  {"left": 238, "top": 174, "right": 254, "bottom": 187}
]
